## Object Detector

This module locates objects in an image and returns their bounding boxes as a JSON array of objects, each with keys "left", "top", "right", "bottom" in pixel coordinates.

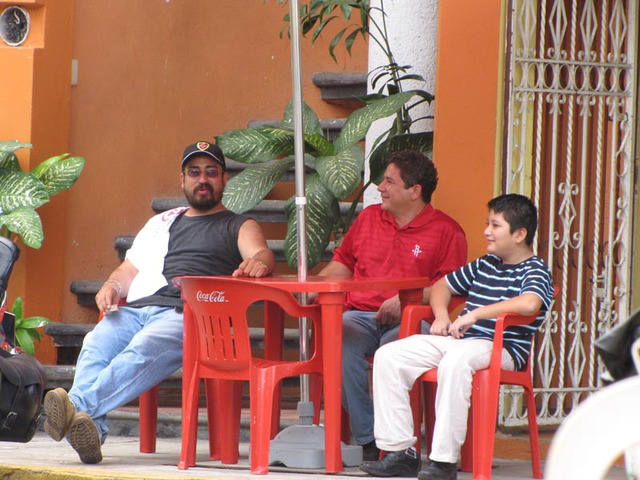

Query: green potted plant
[
  {"left": 0, "top": 140, "right": 85, "bottom": 249},
  {"left": 220, "top": 1, "right": 434, "bottom": 270},
  {"left": 217, "top": 93, "right": 419, "bottom": 270},
  {"left": 0, "top": 140, "right": 85, "bottom": 353}
]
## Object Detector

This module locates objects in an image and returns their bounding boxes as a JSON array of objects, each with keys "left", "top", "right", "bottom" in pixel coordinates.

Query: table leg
[{"left": 319, "top": 292, "right": 346, "bottom": 474}]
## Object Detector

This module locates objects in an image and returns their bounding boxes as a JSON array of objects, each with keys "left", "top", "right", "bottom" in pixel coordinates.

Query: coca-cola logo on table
[{"left": 196, "top": 290, "right": 228, "bottom": 303}]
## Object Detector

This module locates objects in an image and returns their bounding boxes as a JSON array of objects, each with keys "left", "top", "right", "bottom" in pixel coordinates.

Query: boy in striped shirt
[{"left": 360, "top": 194, "right": 554, "bottom": 480}]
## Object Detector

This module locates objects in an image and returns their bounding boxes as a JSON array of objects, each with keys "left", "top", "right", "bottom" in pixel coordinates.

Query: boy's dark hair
[
  {"left": 388, "top": 150, "right": 438, "bottom": 203},
  {"left": 488, "top": 194, "right": 538, "bottom": 246}
]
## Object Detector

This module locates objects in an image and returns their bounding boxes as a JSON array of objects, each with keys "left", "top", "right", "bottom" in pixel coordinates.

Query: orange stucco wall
[
  {"left": 432, "top": 0, "right": 505, "bottom": 261},
  {"left": 62, "top": 3, "right": 367, "bottom": 329},
  {"left": 2, "top": 1, "right": 367, "bottom": 363},
  {"left": 1, "top": 0, "right": 75, "bottom": 363}
]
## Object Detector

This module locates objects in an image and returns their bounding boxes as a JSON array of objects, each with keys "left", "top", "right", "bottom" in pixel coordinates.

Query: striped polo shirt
[{"left": 445, "top": 254, "right": 554, "bottom": 370}]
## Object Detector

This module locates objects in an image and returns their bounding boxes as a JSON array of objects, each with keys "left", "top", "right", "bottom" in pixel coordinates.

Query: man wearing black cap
[{"left": 43, "top": 141, "right": 275, "bottom": 464}]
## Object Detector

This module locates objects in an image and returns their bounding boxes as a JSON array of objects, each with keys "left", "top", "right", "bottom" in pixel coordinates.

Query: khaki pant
[{"left": 372, "top": 334, "right": 514, "bottom": 463}]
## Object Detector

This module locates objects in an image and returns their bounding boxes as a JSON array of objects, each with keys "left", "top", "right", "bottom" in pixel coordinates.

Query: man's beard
[{"left": 183, "top": 183, "right": 222, "bottom": 211}]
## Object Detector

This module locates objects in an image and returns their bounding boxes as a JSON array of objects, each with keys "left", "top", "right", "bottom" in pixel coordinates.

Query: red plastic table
[{"left": 181, "top": 274, "right": 429, "bottom": 473}]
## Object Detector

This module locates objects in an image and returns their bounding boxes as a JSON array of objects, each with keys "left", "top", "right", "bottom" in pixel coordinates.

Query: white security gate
[{"left": 502, "top": 0, "right": 638, "bottom": 427}]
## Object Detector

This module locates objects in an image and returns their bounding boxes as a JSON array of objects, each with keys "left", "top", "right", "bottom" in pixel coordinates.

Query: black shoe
[
  {"left": 417, "top": 460, "right": 458, "bottom": 480},
  {"left": 362, "top": 440, "right": 381, "bottom": 461},
  {"left": 360, "top": 447, "right": 421, "bottom": 477}
]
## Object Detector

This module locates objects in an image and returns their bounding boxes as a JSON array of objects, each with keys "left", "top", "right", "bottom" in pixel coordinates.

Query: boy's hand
[
  {"left": 449, "top": 311, "right": 478, "bottom": 339},
  {"left": 430, "top": 314, "right": 452, "bottom": 336}
]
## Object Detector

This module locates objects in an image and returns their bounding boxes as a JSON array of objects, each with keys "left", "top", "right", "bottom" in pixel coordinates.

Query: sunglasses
[{"left": 185, "top": 167, "right": 221, "bottom": 178}]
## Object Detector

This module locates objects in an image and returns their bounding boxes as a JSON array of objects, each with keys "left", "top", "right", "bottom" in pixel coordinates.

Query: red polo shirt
[{"left": 332, "top": 203, "right": 467, "bottom": 311}]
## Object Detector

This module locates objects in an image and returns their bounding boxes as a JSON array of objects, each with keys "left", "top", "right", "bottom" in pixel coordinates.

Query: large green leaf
[
  {"left": 333, "top": 91, "right": 417, "bottom": 153},
  {"left": 0, "top": 170, "right": 49, "bottom": 212},
  {"left": 304, "top": 133, "right": 334, "bottom": 157},
  {"left": 315, "top": 144, "right": 364, "bottom": 199},
  {"left": 216, "top": 126, "right": 294, "bottom": 164},
  {"left": 282, "top": 100, "right": 324, "bottom": 136},
  {"left": 15, "top": 329, "right": 35, "bottom": 355},
  {"left": 0, "top": 140, "right": 31, "bottom": 154},
  {"left": 0, "top": 152, "right": 21, "bottom": 171},
  {"left": 0, "top": 207, "right": 44, "bottom": 248},
  {"left": 33, "top": 155, "right": 85, "bottom": 196},
  {"left": 16, "top": 316, "right": 50, "bottom": 329},
  {"left": 222, "top": 156, "right": 295, "bottom": 213},
  {"left": 0, "top": 141, "right": 30, "bottom": 169},
  {"left": 369, "top": 132, "right": 434, "bottom": 184},
  {"left": 283, "top": 173, "right": 339, "bottom": 270}
]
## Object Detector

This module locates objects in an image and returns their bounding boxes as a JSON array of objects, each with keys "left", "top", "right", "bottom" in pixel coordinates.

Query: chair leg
[
  {"left": 523, "top": 383, "right": 542, "bottom": 478},
  {"left": 460, "top": 405, "right": 473, "bottom": 472},
  {"left": 250, "top": 369, "right": 278, "bottom": 475},
  {"left": 309, "top": 372, "right": 323, "bottom": 426},
  {"left": 217, "top": 379, "right": 242, "bottom": 464},
  {"left": 409, "top": 383, "right": 422, "bottom": 455},
  {"left": 341, "top": 406, "right": 351, "bottom": 445},
  {"left": 178, "top": 371, "right": 201, "bottom": 470},
  {"left": 139, "top": 385, "right": 159, "bottom": 453},
  {"left": 264, "top": 301, "right": 285, "bottom": 438},
  {"left": 471, "top": 371, "right": 500, "bottom": 480},
  {"left": 204, "top": 379, "right": 220, "bottom": 460},
  {"left": 421, "top": 382, "right": 437, "bottom": 457}
]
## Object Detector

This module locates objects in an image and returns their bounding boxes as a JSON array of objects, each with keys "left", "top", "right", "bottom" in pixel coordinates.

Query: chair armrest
[
  {"left": 399, "top": 305, "right": 435, "bottom": 339},
  {"left": 489, "top": 311, "right": 539, "bottom": 371},
  {"left": 398, "top": 295, "right": 467, "bottom": 339}
]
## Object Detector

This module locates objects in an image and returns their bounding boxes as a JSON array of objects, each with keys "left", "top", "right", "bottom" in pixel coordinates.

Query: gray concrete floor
[{"left": 0, "top": 431, "right": 630, "bottom": 480}]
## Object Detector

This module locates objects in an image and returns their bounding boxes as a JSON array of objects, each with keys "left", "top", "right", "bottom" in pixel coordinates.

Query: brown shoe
[
  {"left": 44, "top": 388, "right": 75, "bottom": 442},
  {"left": 68, "top": 412, "right": 103, "bottom": 464}
]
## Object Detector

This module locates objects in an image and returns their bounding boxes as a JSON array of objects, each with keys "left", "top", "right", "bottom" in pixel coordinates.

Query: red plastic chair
[
  {"left": 177, "top": 276, "right": 324, "bottom": 475},
  {"left": 309, "top": 297, "right": 466, "bottom": 446},
  {"left": 399, "top": 300, "right": 548, "bottom": 480}
]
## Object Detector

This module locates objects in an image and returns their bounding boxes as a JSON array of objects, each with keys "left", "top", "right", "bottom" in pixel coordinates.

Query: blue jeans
[
  {"left": 342, "top": 310, "right": 430, "bottom": 445},
  {"left": 68, "top": 306, "right": 183, "bottom": 441}
]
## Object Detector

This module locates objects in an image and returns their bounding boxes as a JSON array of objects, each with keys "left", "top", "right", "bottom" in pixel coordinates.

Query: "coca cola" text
[{"left": 196, "top": 290, "right": 228, "bottom": 303}]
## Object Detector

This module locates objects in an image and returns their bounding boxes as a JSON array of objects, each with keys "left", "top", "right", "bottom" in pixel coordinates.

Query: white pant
[{"left": 372, "top": 334, "right": 514, "bottom": 463}]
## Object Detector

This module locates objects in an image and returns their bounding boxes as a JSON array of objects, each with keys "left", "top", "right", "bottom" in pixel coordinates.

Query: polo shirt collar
[{"left": 381, "top": 203, "right": 435, "bottom": 229}]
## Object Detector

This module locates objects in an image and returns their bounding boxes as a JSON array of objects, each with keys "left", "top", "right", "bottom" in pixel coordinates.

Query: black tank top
[{"left": 127, "top": 210, "right": 250, "bottom": 308}]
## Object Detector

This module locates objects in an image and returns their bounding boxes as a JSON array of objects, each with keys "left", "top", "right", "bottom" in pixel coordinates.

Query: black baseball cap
[{"left": 181, "top": 141, "right": 226, "bottom": 169}]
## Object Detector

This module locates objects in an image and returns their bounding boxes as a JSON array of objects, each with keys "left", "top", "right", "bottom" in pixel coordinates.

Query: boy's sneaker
[
  {"left": 417, "top": 460, "right": 458, "bottom": 480},
  {"left": 360, "top": 447, "right": 420, "bottom": 477},
  {"left": 43, "top": 388, "right": 75, "bottom": 441},
  {"left": 67, "top": 412, "right": 103, "bottom": 464}
]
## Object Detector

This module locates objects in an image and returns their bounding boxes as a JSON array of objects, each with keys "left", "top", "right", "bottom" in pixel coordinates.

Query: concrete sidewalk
[{"left": 0, "top": 430, "right": 630, "bottom": 480}]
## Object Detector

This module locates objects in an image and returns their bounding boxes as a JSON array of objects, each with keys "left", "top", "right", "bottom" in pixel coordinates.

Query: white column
[{"left": 363, "top": 0, "right": 439, "bottom": 206}]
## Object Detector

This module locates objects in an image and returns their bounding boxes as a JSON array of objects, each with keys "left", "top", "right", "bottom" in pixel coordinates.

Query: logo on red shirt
[{"left": 412, "top": 244, "right": 423, "bottom": 257}]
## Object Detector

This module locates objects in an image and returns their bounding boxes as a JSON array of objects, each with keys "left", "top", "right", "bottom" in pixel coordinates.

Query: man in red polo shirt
[{"left": 319, "top": 150, "right": 467, "bottom": 461}]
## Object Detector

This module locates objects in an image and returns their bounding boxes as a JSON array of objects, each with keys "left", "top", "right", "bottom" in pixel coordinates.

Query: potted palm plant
[{"left": 0, "top": 140, "right": 85, "bottom": 353}]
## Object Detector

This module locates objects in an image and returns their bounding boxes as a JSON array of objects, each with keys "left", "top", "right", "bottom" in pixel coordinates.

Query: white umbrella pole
[
  {"left": 268, "top": 1, "right": 362, "bottom": 468},
  {"left": 289, "top": 0, "right": 311, "bottom": 403}
]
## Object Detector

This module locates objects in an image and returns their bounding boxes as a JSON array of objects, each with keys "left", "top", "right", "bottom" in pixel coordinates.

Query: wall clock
[{"left": 0, "top": 6, "right": 30, "bottom": 47}]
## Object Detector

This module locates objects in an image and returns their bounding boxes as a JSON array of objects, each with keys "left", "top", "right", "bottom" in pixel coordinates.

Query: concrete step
[
  {"left": 312, "top": 72, "right": 368, "bottom": 109},
  {"left": 105, "top": 405, "right": 311, "bottom": 442},
  {"left": 44, "top": 326, "right": 303, "bottom": 364},
  {"left": 247, "top": 118, "right": 346, "bottom": 141}
]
